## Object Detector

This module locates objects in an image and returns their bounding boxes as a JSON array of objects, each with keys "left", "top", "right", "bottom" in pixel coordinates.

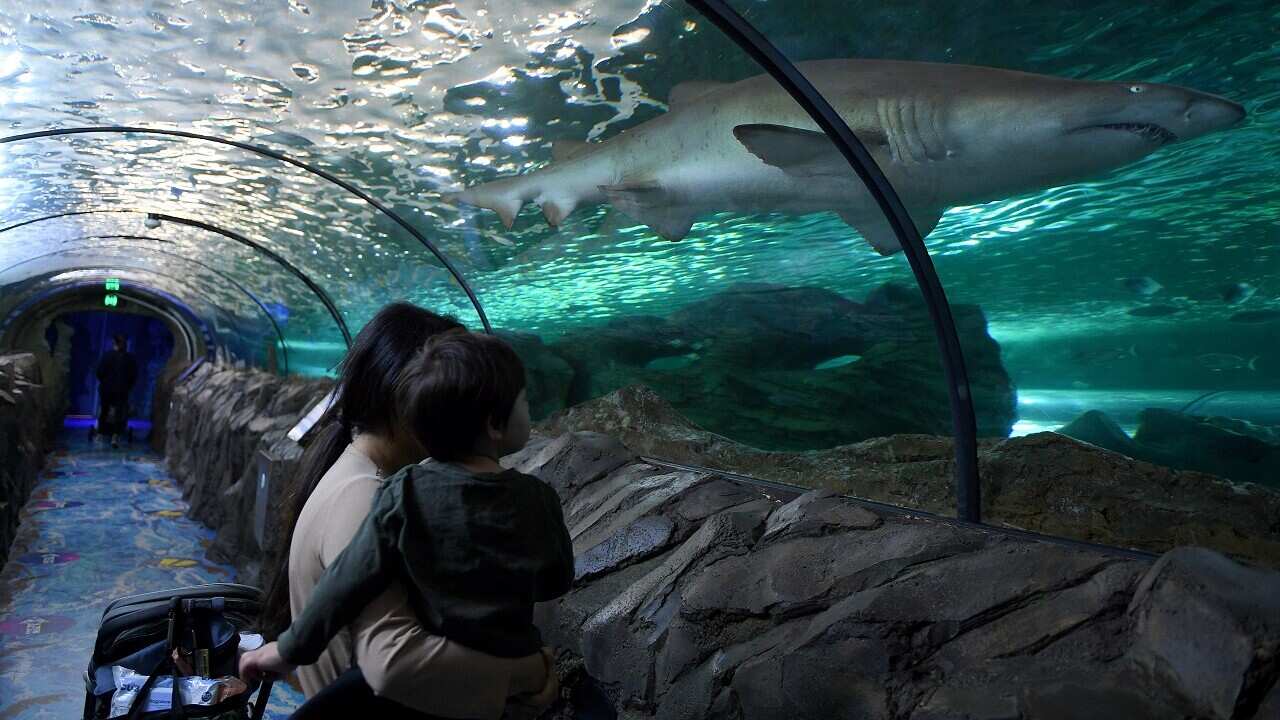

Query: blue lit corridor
[{"left": 0, "top": 432, "right": 303, "bottom": 719}]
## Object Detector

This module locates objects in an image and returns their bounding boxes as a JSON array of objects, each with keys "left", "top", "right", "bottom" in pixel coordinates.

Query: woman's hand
[
  {"left": 238, "top": 641, "right": 297, "bottom": 683},
  {"left": 506, "top": 647, "right": 559, "bottom": 720}
]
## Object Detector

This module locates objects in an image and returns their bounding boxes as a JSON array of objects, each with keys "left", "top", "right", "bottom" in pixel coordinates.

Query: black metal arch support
[
  {"left": 0, "top": 125, "right": 493, "bottom": 333},
  {"left": 687, "top": 0, "right": 982, "bottom": 522},
  {"left": 0, "top": 208, "right": 352, "bottom": 349},
  {"left": 0, "top": 238, "right": 291, "bottom": 374},
  {"left": 2, "top": 278, "right": 210, "bottom": 363}
]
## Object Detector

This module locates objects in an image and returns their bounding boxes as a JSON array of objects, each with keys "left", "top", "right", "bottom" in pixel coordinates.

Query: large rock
[
  {"left": 519, "top": 431, "right": 1280, "bottom": 720},
  {"left": 0, "top": 352, "right": 56, "bottom": 567},
  {"left": 1060, "top": 408, "right": 1280, "bottom": 489},
  {"left": 547, "top": 282, "right": 1016, "bottom": 449},
  {"left": 540, "top": 385, "right": 1280, "bottom": 569}
]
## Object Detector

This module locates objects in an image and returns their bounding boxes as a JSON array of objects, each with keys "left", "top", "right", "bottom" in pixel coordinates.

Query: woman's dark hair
[
  {"left": 396, "top": 331, "right": 526, "bottom": 463},
  {"left": 259, "top": 302, "right": 463, "bottom": 637}
]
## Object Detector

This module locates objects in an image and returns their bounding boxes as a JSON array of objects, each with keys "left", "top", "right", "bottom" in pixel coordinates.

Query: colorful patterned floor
[{"left": 0, "top": 433, "right": 304, "bottom": 719}]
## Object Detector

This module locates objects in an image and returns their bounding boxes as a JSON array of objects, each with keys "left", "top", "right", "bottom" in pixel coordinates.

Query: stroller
[{"left": 83, "top": 583, "right": 274, "bottom": 719}]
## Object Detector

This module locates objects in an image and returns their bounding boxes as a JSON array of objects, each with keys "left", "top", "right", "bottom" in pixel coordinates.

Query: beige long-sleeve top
[{"left": 288, "top": 444, "right": 516, "bottom": 719}]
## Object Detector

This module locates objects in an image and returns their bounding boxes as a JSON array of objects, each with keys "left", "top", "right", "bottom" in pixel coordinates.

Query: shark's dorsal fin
[
  {"left": 552, "top": 139, "right": 593, "bottom": 163},
  {"left": 734, "top": 123, "right": 890, "bottom": 177},
  {"left": 600, "top": 181, "right": 695, "bottom": 241},
  {"left": 839, "top": 208, "right": 942, "bottom": 256},
  {"left": 669, "top": 81, "right": 727, "bottom": 107}
]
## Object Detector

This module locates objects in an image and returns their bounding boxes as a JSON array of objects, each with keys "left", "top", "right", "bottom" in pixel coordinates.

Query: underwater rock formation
[
  {"left": 1060, "top": 408, "right": 1280, "bottom": 489},
  {"left": 508, "top": 431, "right": 1280, "bottom": 720},
  {"left": 539, "top": 385, "right": 1280, "bottom": 568},
  {"left": 0, "top": 353, "right": 57, "bottom": 567},
  {"left": 547, "top": 282, "right": 1015, "bottom": 449},
  {"left": 499, "top": 330, "right": 575, "bottom": 421}
]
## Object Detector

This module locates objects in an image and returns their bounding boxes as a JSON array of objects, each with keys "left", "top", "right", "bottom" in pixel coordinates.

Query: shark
[{"left": 449, "top": 59, "right": 1246, "bottom": 254}]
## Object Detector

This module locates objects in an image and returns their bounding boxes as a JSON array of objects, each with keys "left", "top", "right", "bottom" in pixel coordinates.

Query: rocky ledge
[
  {"left": 162, "top": 362, "right": 330, "bottom": 582},
  {"left": 539, "top": 385, "right": 1280, "bottom": 569},
  {"left": 162, "top": 367, "right": 1280, "bottom": 718},
  {"left": 511, "top": 431, "right": 1280, "bottom": 720},
  {"left": 0, "top": 353, "right": 57, "bottom": 567}
]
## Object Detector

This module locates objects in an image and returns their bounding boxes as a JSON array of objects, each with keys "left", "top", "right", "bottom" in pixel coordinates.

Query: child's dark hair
[{"left": 397, "top": 331, "right": 526, "bottom": 462}]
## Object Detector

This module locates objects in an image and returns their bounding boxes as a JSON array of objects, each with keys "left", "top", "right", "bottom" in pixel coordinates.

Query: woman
[{"left": 260, "top": 302, "right": 555, "bottom": 719}]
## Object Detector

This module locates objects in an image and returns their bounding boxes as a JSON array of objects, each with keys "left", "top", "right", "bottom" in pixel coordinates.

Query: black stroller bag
[{"left": 83, "top": 583, "right": 274, "bottom": 720}]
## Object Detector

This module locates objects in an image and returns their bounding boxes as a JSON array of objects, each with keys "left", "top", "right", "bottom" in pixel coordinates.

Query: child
[{"left": 240, "top": 331, "right": 574, "bottom": 713}]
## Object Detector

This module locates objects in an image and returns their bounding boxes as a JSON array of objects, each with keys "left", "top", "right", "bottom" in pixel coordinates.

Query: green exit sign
[
  {"left": 104, "top": 294, "right": 119, "bottom": 307},
  {"left": 105, "top": 278, "right": 120, "bottom": 291}
]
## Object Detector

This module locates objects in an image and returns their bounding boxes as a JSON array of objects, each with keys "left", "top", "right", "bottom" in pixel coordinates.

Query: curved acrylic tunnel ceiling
[
  {"left": 0, "top": 210, "right": 352, "bottom": 347},
  {"left": 0, "top": 1, "right": 1267, "bottom": 337},
  {"left": 2, "top": 278, "right": 209, "bottom": 364},
  {"left": 0, "top": 240, "right": 293, "bottom": 372},
  {"left": 0, "top": 266, "right": 272, "bottom": 368}
]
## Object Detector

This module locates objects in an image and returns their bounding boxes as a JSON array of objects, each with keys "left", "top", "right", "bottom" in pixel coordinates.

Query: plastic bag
[{"left": 108, "top": 666, "right": 247, "bottom": 717}]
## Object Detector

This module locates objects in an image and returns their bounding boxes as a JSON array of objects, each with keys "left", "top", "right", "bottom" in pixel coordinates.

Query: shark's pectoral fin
[
  {"left": 735, "top": 123, "right": 890, "bottom": 177},
  {"left": 669, "top": 80, "right": 728, "bottom": 107},
  {"left": 734, "top": 124, "right": 848, "bottom": 177},
  {"left": 839, "top": 208, "right": 942, "bottom": 256},
  {"left": 600, "top": 181, "right": 695, "bottom": 242}
]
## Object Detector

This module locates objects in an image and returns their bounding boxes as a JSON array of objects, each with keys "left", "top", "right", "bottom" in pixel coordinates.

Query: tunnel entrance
[{"left": 49, "top": 311, "right": 174, "bottom": 432}]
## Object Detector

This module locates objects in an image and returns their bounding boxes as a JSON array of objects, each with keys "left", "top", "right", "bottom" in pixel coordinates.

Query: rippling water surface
[{"left": 0, "top": 0, "right": 1276, "bottom": 383}]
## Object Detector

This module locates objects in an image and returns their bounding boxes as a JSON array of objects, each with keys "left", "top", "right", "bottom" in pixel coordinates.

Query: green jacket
[{"left": 278, "top": 461, "right": 574, "bottom": 662}]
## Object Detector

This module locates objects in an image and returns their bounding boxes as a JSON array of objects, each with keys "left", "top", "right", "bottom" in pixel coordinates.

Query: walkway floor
[{"left": 0, "top": 432, "right": 303, "bottom": 719}]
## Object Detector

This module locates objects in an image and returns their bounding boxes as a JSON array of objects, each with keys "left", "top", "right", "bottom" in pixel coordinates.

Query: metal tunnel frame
[
  {"left": 0, "top": 239, "right": 292, "bottom": 373},
  {"left": 0, "top": 126, "right": 493, "bottom": 333},
  {"left": 2, "top": 279, "right": 213, "bottom": 364},
  {"left": 687, "top": 0, "right": 982, "bottom": 521},
  {"left": 0, "top": 208, "right": 351, "bottom": 350}
]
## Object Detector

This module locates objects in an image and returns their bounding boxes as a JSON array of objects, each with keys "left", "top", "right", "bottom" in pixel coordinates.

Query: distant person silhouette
[{"left": 95, "top": 334, "right": 137, "bottom": 448}]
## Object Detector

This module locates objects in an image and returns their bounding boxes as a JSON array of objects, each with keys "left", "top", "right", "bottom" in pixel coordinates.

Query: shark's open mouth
[{"left": 1085, "top": 122, "right": 1179, "bottom": 145}]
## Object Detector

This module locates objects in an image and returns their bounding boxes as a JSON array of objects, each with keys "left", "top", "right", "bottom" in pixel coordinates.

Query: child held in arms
[{"left": 240, "top": 330, "right": 574, "bottom": 713}]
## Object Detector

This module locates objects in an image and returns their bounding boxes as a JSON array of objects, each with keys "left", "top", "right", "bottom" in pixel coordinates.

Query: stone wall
[
  {"left": 0, "top": 352, "right": 58, "bottom": 567},
  {"left": 163, "top": 367, "right": 1280, "bottom": 718},
  {"left": 162, "top": 363, "right": 330, "bottom": 583},
  {"left": 511, "top": 432, "right": 1280, "bottom": 720}
]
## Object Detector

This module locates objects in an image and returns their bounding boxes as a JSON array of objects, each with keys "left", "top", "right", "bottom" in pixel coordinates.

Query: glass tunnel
[{"left": 0, "top": 1, "right": 1277, "bottom": 719}]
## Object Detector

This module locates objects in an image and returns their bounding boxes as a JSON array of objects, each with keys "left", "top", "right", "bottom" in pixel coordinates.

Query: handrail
[
  {"left": 0, "top": 126, "right": 492, "bottom": 333},
  {"left": 686, "top": 0, "right": 983, "bottom": 522}
]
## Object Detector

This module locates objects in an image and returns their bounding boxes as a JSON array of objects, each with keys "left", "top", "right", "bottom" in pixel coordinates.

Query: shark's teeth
[{"left": 1097, "top": 122, "right": 1178, "bottom": 145}]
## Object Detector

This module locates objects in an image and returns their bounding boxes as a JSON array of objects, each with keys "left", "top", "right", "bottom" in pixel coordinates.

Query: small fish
[
  {"left": 1071, "top": 380, "right": 1091, "bottom": 389},
  {"left": 1128, "top": 304, "right": 1181, "bottom": 317},
  {"left": 151, "top": 509, "right": 184, "bottom": 518},
  {"left": 1229, "top": 309, "right": 1280, "bottom": 324},
  {"left": 644, "top": 353, "right": 700, "bottom": 371},
  {"left": 1069, "top": 344, "right": 1138, "bottom": 365},
  {"left": 814, "top": 354, "right": 862, "bottom": 370},
  {"left": 158, "top": 558, "right": 197, "bottom": 568},
  {"left": 1221, "top": 282, "right": 1256, "bottom": 305},
  {"left": 1122, "top": 276, "right": 1162, "bottom": 297},
  {"left": 1196, "top": 353, "right": 1259, "bottom": 372}
]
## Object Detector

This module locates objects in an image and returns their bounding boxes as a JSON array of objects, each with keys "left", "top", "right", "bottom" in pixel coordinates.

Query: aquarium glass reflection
[{"left": 0, "top": 1, "right": 1276, "bottom": 555}]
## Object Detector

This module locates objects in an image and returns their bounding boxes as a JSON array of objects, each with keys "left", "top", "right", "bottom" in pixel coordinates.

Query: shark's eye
[{"left": 1128, "top": 85, "right": 1145, "bottom": 94}]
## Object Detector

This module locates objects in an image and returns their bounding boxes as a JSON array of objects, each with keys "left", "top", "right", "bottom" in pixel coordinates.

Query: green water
[{"left": 0, "top": 0, "right": 1277, "bottom": 473}]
